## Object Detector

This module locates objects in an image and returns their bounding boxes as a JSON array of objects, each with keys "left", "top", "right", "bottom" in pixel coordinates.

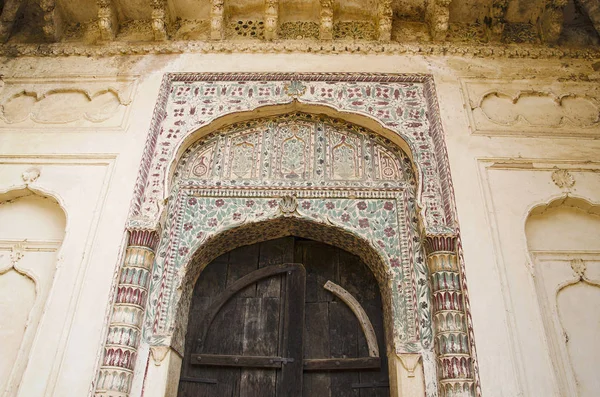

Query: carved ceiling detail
[{"left": 0, "top": 0, "right": 597, "bottom": 58}]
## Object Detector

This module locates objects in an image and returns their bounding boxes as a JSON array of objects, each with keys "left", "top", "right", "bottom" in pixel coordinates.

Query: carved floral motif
[{"left": 551, "top": 169, "right": 575, "bottom": 189}]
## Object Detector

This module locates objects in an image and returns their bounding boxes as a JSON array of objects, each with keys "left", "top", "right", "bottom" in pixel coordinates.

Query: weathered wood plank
[
  {"left": 279, "top": 263, "right": 306, "bottom": 396},
  {"left": 240, "top": 297, "right": 280, "bottom": 397},
  {"left": 303, "top": 302, "right": 331, "bottom": 397},
  {"left": 228, "top": 244, "right": 260, "bottom": 297},
  {"left": 329, "top": 300, "right": 360, "bottom": 397},
  {"left": 299, "top": 240, "right": 337, "bottom": 303}
]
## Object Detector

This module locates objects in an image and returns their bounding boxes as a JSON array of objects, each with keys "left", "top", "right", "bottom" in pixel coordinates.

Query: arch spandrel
[{"left": 131, "top": 73, "right": 455, "bottom": 236}]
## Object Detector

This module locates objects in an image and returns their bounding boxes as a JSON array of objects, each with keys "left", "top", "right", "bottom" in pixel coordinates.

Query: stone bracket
[
  {"left": 210, "top": 0, "right": 224, "bottom": 40},
  {"left": 539, "top": 0, "right": 567, "bottom": 45},
  {"left": 40, "top": 0, "right": 63, "bottom": 42},
  {"left": 426, "top": 0, "right": 452, "bottom": 41},
  {"left": 378, "top": 0, "right": 393, "bottom": 42},
  {"left": 0, "top": 0, "right": 24, "bottom": 43},
  {"left": 97, "top": 0, "right": 119, "bottom": 41},
  {"left": 151, "top": 0, "right": 169, "bottom": 41},
  {"left": 320, "top": 0, "right": 333, "bottom": 40},
  {"left": 264, "top": 0, "right": 279, "bottom": 41}
]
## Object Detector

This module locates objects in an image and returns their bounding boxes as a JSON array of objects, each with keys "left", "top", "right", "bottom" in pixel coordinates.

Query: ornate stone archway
[{"left": 94, "top": 74, "right": 480, "bottom": 397}]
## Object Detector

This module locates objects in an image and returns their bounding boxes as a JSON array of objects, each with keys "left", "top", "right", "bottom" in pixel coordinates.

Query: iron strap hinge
[{"left": 269, "top": 357, "right": 295, "bottom": 364}]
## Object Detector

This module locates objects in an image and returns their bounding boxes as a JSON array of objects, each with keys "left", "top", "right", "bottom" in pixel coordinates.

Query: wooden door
[{"left": 178, "top": 237, "right": 390, "bottom": 397}]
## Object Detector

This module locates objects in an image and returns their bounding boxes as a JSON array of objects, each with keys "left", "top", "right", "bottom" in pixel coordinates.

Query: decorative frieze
[
  {"left": 0, "top": 75, "right": 137, "bottom": 129},
  {"left": 460, "top": 78, "right": 600, "bottom": 138}
]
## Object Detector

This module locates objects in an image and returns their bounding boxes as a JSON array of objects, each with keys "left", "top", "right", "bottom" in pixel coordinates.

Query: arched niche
[
  {"left": 0, "top": 188, "right": 66, "bottom": 397},
  {"left": 146, "top": 112, "right": 430, "bottom": 355},
  {"left": 166, "top": 103, "right": 420, "bottom": 200},
  {"left": 526, "top": 196, "right": 600, "bottom": 397}
]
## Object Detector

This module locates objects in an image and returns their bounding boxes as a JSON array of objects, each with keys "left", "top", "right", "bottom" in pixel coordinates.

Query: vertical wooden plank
[
  {"left": 228, "top": 244, "right": 260, "bottom": 297},
  {"left": 329, "top": 300, "right": 360, "bottom": 397},
  {"left": 341, "top": 251, "right": 388, "bottom": 397},
  {"left": 180, "top": 253, "right": 230, "bottom": 397},
  {"left": 300, "top": 240, "right": 337, "bottom": 303},
  {"left": 239, "top": 297, "right": 280, "bottom": 397},
  {"left": 279, "top": 264, "right": 306, "bottom": 397},
  {"left": 303, "top": 302, "right": 331, "bottom": 397},
  {"left": 257, "top": 238, "right": 293, "bottom": 297}
]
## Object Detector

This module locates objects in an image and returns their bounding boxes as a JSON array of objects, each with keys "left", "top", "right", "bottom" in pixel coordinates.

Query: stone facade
[{"left": 0, "top": 1, "right": 599, "bottom": 396}]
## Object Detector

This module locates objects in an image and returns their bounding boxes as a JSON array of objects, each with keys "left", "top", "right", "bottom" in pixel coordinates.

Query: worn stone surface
[{"left": 0, "top": 7, "right": 599, "bottom": 396}]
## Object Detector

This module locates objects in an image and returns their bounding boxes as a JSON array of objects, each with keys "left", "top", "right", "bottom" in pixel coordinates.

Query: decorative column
[
  {"left": 95, "top": 227, "right": 160, "bottom": 397},
  {"left": 425, "top": 235, "right": 475, "bottom": 397}
]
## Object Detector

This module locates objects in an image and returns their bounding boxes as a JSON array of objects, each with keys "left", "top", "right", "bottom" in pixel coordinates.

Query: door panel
[{"left": 178, "top": 237, "right": 389, "bottom": 397}]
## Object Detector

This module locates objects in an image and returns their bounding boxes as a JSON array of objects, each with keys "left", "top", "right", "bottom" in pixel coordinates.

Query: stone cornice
[{"left": 1, "top": 39, "right": 598, "bottom": 59}]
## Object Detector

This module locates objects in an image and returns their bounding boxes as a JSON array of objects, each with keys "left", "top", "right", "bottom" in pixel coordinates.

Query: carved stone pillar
[
  {"left": 95, "top": 228, "right": 160, "bottom": 397},
  {"left": 425, "top": 235, "right": 475, "bottom": 397}
]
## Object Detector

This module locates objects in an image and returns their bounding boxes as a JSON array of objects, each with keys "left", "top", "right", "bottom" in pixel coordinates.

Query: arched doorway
[
  {"left": 178, "top": 237, "right": 389, "bottom": 397},
  {"left": 95, "top": 73, "right": 479, "bottom": 397}
]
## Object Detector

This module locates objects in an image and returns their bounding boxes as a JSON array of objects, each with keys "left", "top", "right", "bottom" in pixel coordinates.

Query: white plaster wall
[{"left": 0, "top": 52, "right": 598, "bottom": 397}]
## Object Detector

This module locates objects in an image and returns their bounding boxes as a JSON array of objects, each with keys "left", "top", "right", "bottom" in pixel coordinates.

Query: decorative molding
[
  {"left": 551, "top": 168, "right": 575, "bottom": 189},
  {"left": 0, "top": 76, "right": 137, "bottom": 129},
  {"left": 397, "top": 353, "right": 422, "bottom": 377},
  {"left": 21, "top": 167, "right": 41, "bottom": 185},
  {"left": 129, "top": 73, "right": 455, "bottom": 236},
  {"left": 461, "top": 78, "right": 600, "bottom": 138},
  {"left": 0, "top": 38, "right": 599, "bottom": 59}
]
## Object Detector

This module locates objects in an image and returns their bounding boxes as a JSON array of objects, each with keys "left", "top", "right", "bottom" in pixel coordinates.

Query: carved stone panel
[
  {"left": 0, "top": 76, "right": 137, "bottom": 130},
  {"left": 460, "top": 78, "right": 600, "bottom": 138}
]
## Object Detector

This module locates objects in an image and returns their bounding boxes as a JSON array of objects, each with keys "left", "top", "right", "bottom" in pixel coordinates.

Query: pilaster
[
  {"left": 425, "top": 235, "right": 475, "bottom": 397},
  {"left": 95, "top": 227, "right": 160, "bottom": 397}
]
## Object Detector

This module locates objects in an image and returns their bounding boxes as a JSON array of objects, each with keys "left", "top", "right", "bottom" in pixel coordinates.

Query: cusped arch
[
  {"left": 0, "top": 187, "right": 66, "bottom": 397},
  {"left": 525, "top": 194, "right": 600, "bottom": 397},
  {"left": 166, "top": 103, "right": 420, "bottom": 195}
]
